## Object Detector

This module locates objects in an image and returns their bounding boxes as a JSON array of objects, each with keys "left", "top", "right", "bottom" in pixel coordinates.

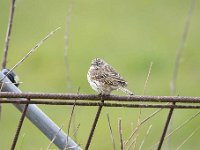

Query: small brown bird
[{"left": 87, "top": 58, "right": 133, "bottom": 95}]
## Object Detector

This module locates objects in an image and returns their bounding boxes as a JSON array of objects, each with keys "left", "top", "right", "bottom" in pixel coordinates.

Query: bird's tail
[{"left": 119, "top": 87, "right": 134, "bottom": 95}]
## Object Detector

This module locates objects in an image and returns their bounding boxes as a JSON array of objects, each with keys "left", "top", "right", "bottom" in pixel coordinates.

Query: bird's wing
[{"left": 97, "top": 64, "right": 127, "bottom": 87}]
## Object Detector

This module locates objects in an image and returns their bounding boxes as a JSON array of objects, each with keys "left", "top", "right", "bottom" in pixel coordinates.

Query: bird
[{"left": 87, "top": 58, "right": 134, "bottom": 95}]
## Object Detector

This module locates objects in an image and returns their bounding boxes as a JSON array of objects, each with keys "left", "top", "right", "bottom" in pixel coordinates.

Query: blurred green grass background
[{"left": 0, "top": 0, "right": 200, "bottom": 149}]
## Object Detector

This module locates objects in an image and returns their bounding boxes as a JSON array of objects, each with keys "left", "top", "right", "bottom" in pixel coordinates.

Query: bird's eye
[
  {"left": 100, "top": 75, "right": 104, "bottom": 78},
  {"left": 97, "top": 60, "right": 102, "bottom": 66}
]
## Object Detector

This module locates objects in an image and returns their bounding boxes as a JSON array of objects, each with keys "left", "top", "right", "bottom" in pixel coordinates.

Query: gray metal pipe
[{"left": 0, "top": 72, "right": 81, "bottom": 150}]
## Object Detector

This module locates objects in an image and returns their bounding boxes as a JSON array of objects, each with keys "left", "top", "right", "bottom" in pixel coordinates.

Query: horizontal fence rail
[
  {"left": 0, "top": 92, "right": 200, "bottom": 109},
  {"left": 1, "top": 99, "right": 200, "bottom": 109},
  {"left": 0, "top": 92, "right": 200, "bottom": 104}
]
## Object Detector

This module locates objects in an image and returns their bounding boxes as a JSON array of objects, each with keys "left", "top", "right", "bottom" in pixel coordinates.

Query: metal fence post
[{"left": 0, "top": 72, "right": 81, "bottom": 150}]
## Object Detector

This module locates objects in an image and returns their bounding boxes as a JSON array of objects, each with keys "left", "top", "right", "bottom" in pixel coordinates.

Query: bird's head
[{"left": 91, "top": 58, "right": 105, "bottom": 67}]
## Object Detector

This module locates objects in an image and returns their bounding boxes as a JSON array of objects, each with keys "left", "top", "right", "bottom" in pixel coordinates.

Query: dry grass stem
[
  {"left": 72, "top": 123, "right": 80, "bottom": 138},
  {"left": 170, "top": 0, "right": 196, "bottom": 95},
  {"left": 1, "top": 0, "right": 17, "bottom": 119},
  {"left": 65, "top": 144, "right": 81, "bottom": 150},
  {"left": 126, "top": 138, "right": 136, "bottom": 150},
  {"left": 138, "top": 125, "right": 152, "bottom": 150},
  {"left": 132, "top": 134, "right": 138, "bottom": 150},
  {"left": 0, "top": 27, "right": 61, "bottom": 82},
  {"left": 47, "top": 124, "right": 64, "bottom": 150},
  {"left": 167, "top": 0, "right": 195, "bottom": 148},
  {"left": 118, "top": 119, "right": 123, "bottom": 150},
  {"left": 166, "top": 111, "right": 200, "bottom": 139},
  {"left": 134, "top": 62, "right": 153, "bottom": 149},
  {"left": 19, "top": 134, "right": 26, "bottom": 150},
  {"left": 124, "top": 108, "right": 162, "bottom": 147},
  {"left": 65, "top": 87, "right": 80, "bottom": 148},
  {"left": 175, "top": 126, "right": 200, "bottom": 150},
  {"left": 143, "top": 62, "right": 153, "bottom": 95},
  {"left": 125, "top": 62, "right": 154, "bottom": 148},
  {"left": 151, "top": 111, "right": 200, "bottom": 148},
  {"left": 2, "top": 0, "right": 17, "bottom": 69},
  {"left": 64, "top": 1, "right": 76, "bottom": 141},
  {"left": 107, "top": 113, "right": 116, "bottom": 150},
  {"left": 64, "top": 0, "right": 73, "bottom": 91}
]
